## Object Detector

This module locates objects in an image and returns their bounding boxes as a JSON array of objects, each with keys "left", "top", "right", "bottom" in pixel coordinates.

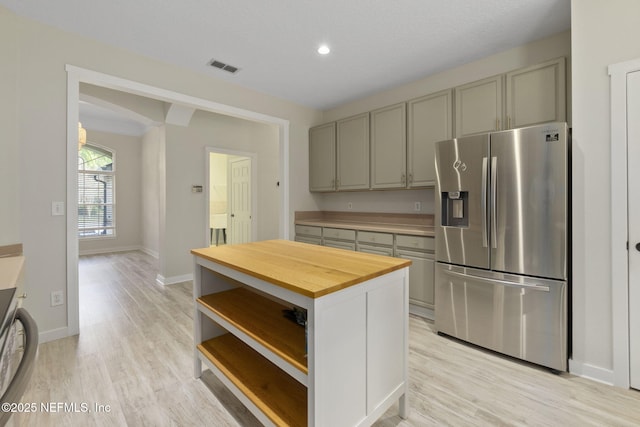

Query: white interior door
[
  {"left": 230, "top": 158, "right": 251, "bottom": 244},
  {"left": 628, "top": 69, "right": 640, "bottom": 390}
]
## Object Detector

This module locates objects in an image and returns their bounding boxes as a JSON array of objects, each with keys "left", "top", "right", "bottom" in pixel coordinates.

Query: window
[{"left": 78, "top": 144, "right": 115, "bottom": 238}]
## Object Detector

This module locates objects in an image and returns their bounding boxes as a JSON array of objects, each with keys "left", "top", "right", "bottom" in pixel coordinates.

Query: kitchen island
[{"left": 192, "top": 239, "right": 411, "bottom": 427}]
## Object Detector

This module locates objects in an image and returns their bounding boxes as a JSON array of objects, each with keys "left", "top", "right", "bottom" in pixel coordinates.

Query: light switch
[{"left": 52, "top": 201, "right": 65, "bottom": 216}]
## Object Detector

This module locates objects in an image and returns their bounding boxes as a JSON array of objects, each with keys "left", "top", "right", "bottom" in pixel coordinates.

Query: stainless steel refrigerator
[{"left": 434, "top": 122, "right": 568, "bottom": 371}]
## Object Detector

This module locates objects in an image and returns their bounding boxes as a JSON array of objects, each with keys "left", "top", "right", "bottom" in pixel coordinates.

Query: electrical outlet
[
  {"left": 347, "top": 202, "right": 353, "bottom": 210},
  {"left": 414, "top": 202, "right": 422, "bottom": 212},
  {"left": 51, "top": 290, "right": 64, "bottom": 307}
]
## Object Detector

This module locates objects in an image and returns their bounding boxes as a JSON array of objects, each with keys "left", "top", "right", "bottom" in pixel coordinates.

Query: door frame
[
  {"left": 609, "top": 57, "right": 640, "bottom": 388},
  {"left": 205, "top": 148, "right": 256, "bottom": 247},
  {"left": 66, "top": 65, "right": 289, "bottom": 338}
]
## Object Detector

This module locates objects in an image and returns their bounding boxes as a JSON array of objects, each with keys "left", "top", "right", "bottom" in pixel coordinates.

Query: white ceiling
[{"left": 2, "top": 0, "right": 570, "bottom": 112}]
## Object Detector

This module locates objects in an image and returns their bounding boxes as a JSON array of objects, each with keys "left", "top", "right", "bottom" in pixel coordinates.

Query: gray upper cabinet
[
  {"left": 455, "top": 75, "right": 504, "bottom": 137},
  {"left": 370, "top": 103, "right": 407, "bottom": 189},
  {"left": 309, "top": 122, "right": 336, "bottom": 192},
  {"left": 407, "top": 90, "right": 452, "bottom": 187},
  {"left": 337, "top": 113, "right": 370, "bottom": 191},
  {"left": 310, "top": 57, "right": 567, "bottom": 193},
  {"left": 505, "top": 57, "right": 566, "bottom": 129}
]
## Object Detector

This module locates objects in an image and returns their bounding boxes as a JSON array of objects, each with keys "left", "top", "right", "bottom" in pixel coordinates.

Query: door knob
[
  {"left": 231, "top": 214, "right": 235, "bottom": 217},
  {"left": 636, "top": 242, "right": 640, "bottom": 251}
]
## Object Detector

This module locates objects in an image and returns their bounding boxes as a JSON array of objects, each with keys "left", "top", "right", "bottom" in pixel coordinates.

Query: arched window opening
[{"left": 78, "top": 144, "right": 115, "bottom": 238}]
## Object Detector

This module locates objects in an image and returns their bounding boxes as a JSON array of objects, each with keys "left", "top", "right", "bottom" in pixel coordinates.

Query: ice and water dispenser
[{"left": 441, "top": 191, "right": 469, "bottom": 227}]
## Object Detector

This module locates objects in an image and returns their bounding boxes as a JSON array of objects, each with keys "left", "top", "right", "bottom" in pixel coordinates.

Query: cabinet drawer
[
  {"left": 358, "top": 243, "right": 394, "bottom": 257},
  {"left": 395, "top": 235, "right": 434, "bottom": 251},
  {"left": 357, "top": 231, "right": 393, "bottom": 246},
  {"left": 324, "top": 240, "right": 356, "bottom": 251},
  {"left": 323, "top": 227, "right": 356, "bottom": 241},
  {"left": 295, "top": 225, "right": 322, "bottom": 237},
  {"left": 295, "top": 236, "right": 322, "bottom": 246}
]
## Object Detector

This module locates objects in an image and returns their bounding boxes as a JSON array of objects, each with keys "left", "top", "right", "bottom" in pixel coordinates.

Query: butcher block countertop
[
  {"left": 191, "top": 239, "right": 411, "bottom": 298},
  {"left": 295, "top": 211, "right": 435, "bottom": 237}
]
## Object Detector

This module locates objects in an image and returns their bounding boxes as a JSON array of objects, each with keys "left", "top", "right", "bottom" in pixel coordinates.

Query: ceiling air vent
[{"left": 208, "top": 59, "right": 240, "bottom": 74}]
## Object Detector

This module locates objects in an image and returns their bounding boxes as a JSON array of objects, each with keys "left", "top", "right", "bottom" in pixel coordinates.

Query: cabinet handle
[
  {"left": 17, "top": 293, "right": 27, "bottom": 299},
  {"left": 496, "top": 118, "right": 500, "bottom": 131},
  {"left": 401, "top": 173, "right": 406, "bottom": 185},
  {"left": 408, "top": 173, "right": 413, "bottom": 185},
  {"left": 507, "top": 116, "right": 511, "bottom": 129}
]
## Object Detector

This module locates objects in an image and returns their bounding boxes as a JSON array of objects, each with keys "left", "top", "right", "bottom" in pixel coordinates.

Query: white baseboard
[
  {"left": 79, "top": 245, "right": 142, "bottom": 256},
  {"left": 140, "top": 247, "right": 159, "bottom": 259},
  {"left": 409, "top": 304, "right": 434, "bottom": 321},
  {"left": 568, "top": 358, "right": 615, "bottom": 385},
  {"left": 39, "top": 326, "right": 72, "bottom": 344},
  {"left": 156, "top": 273, "right": 193, "bottom": 286}
]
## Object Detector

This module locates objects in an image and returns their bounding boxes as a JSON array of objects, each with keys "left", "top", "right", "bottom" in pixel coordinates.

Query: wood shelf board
[
  {"left": 198, "top": 287, "right": 307, "bottom": 373},
  {"left": 198, "top": 335, "right": 307, "bottom": 427},
  {"left": 192, "top": 240, "right": 410, "bottom": 298}
]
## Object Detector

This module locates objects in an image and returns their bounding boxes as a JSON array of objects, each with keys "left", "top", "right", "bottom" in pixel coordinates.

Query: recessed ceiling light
[{"left": 317, "top": 45, "right": 330, "bottom": 55}]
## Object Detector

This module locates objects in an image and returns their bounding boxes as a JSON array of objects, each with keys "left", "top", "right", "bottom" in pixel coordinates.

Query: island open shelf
[
  {"left": 192, "top": 239, "right": 411, "bottom": 427},
  {"left": 198, "top": 334, "right": 307, "bottom": 427},
  {"left": 197, "top": 287, "right": 307, "bottom": 374}
]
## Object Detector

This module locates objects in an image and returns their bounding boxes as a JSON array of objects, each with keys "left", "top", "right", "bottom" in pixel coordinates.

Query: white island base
[{"left": 192, "top": 240, "right": 410, "bottom": 427}]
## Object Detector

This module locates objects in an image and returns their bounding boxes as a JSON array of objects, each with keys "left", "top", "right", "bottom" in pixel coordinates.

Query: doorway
[
  {"left": 66, "top": 65, "right": 290, "bottom": 338},
  {"left": 609, "top": 57, "right": 640, "bottom": 389},
  {"left": 207, "top": 150, "right": 255, "bottom": 246},
  {"left": 627, "top": 69, "right": 640, "bottom": 390}
]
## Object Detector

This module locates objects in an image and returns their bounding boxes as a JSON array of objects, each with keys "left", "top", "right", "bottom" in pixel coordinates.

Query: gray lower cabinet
[
  {"left": 323, "top": 227, "right": 356, "bottom": 251},
  {"left": 396, "top": 249, "right": 434, "bottom": 308},
  {"left": 294, "top": 226, "right": 435, "bottom": 318},
  {"left": 294, "top": 225, "right": 322, "bottom": 245},
  {"left": 357, "top": 231, "right": 394, "bottom": 256},
  {"left": 395, "top": 235, "right": 435, "bottom": 313}
]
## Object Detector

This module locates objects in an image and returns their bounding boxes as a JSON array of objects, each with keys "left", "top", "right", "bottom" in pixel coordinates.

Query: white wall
[
  {"left": 78, "top": 130, "right": 142, "bottom": 255},
  {"left": 1, "top": 7, "right": 320, "bottom": 339},
  {"left": 317, "top": 31, "right": 571, "bottom": 215},
  {"left": 318, "top": 190, "right": 434, "bottom": 215},
  {"left": 322, "top": 31, "right": 571, "bottom": 123},
  {"left": 163, "top": 110, "right": 280, "bottom": 280},
  {"left": 570, "top": 0, "right": 640, "bottom": 382},
  {"left": 0, "top": 8, "right": 20, "bottom": 246},
  {"left": 141, "top": 126, "right": 162, "bottom": 258}
]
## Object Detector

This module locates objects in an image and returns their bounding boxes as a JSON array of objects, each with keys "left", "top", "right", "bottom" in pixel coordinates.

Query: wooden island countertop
[{"left": 191, "top": 239, "right": 411, "bottom": 299}]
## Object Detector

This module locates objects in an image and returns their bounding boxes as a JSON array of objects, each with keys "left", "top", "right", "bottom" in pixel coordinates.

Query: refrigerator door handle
[
  {"left": 481, "top": 157, "right": 488, "bottom": 247},
  {"left": 441, "top": 268, "right": 551, "bottom": 292},
  {"left": 491, "top": 156, "right": 498, "bottom": 249}
]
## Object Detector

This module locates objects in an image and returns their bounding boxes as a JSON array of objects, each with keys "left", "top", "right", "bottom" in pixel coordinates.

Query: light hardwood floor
[{"left": 9, "top": 251, "right": 640, "bottom": 426}]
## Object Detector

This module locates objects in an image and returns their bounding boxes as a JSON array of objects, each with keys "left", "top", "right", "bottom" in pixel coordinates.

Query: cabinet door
[
  {"left": 505, "top": 57, "right": 566, "bottom": 129},
  {"left": 337, "top": 113, "right": 370, "bottom": 191},
  {"left": 407, "top": 90, "right": 452, "bottom": 187},
  {"left": 370, "top": 103, "right": 406, "bottom": 189},
  {"left": 309, "top": 122, "right": 336, "bottom": 192},
  {"left": 455, "top": 75, "right": 503, "bottom": 137},
  {"left": 396, "top": 250, "right": 435, "bottom": 308}
]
